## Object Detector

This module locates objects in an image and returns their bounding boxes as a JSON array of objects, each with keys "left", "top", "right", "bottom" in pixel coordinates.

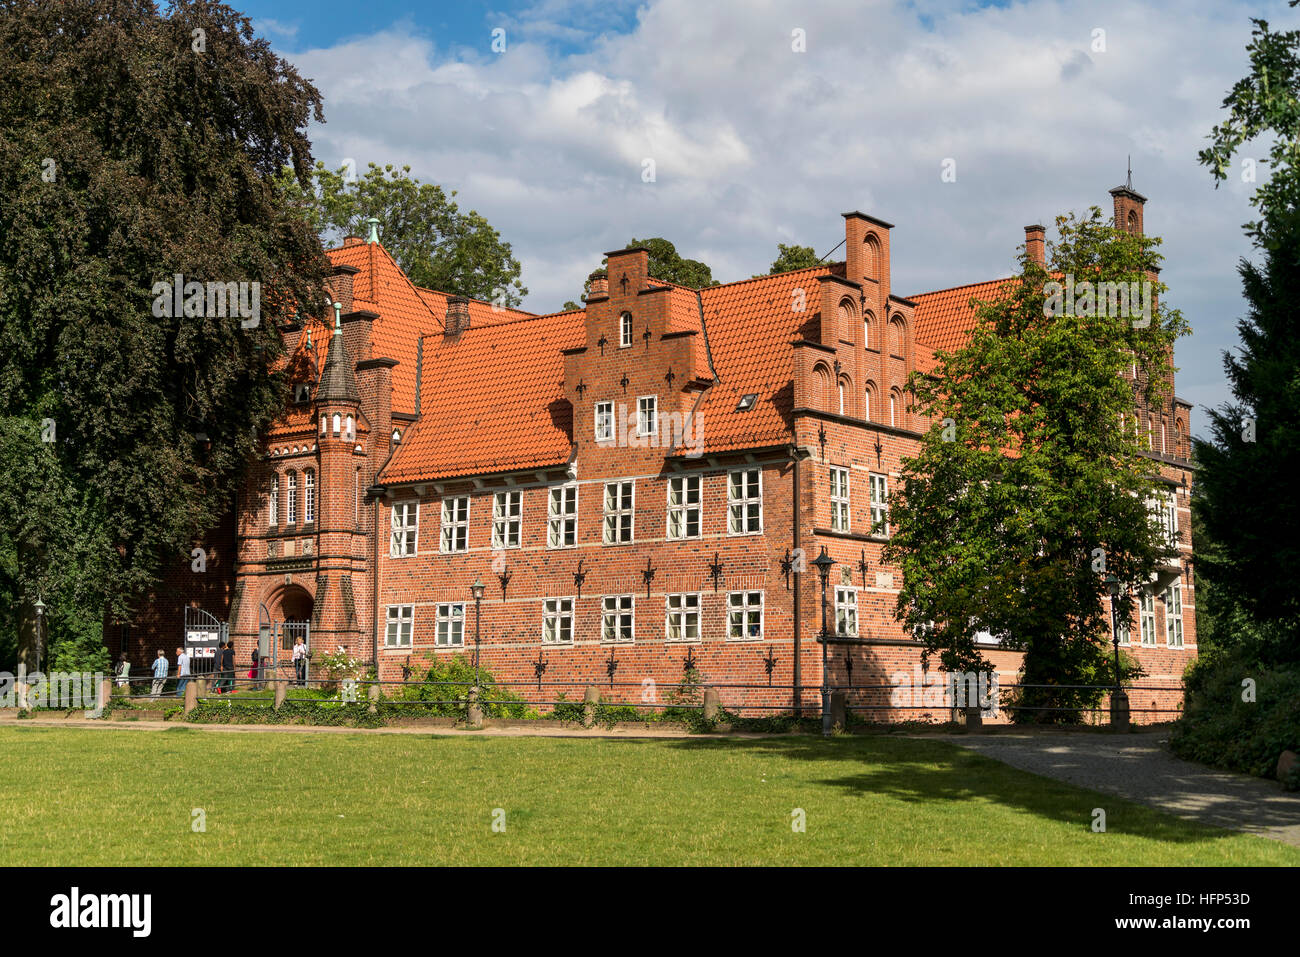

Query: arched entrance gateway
[{"left": 258, "top": 583, "right": 313, "bottom": 680}]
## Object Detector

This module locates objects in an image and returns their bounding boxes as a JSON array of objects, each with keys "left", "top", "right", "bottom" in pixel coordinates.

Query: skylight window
[{"left": 736, "top": 394, "right": 758, "bottom": 412}]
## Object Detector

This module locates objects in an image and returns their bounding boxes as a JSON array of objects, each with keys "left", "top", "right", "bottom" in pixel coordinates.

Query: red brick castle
[{"left": 122, "top": 180, "right": 1197, "bottom": 719}]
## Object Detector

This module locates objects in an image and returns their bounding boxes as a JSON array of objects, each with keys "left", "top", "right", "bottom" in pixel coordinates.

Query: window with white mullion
[
  {"left": 286, "top": 472, "right": 298, "bottom": 525},
  {"left": 1165, "top": 584, "right": 1184, "bottom": 648},
  {"left": 595, "top": 401, "right": 614, "bottom": 443},
  {"left": 665, "top": 593, "right": 701, "bottom": 642},
  {"left": 547, "top": 485, "right": 577, "bottom": 548},
  {"left": 869, "top": 473, "right": 890, "bottom": 538},
  {"left": 390, "top": 502, "right": 419, "bottom": 557},
  {"left": 830, "top": 466, "right": 850, "bottom": 532},
  {"left": 728, "top": 468, "right": 762, "bottom": 534},
  {"left": 603, "top": 480, "right": 634, "bottom": 544},
  {"left": 667, "top": 475, "right": 701, "bottom": 540},
  {"left": 834, "top": 587, "right": 858, "bottom": 637},
  {"left": 727, "top": 591, "right": 764, "bottom": 641},
  {"left": 435, "top": 603, "right": 464, "bottom": 647},
  {"left": 384, "top": 605, "right": 413, "bottom": 648},
  {"left": 542, "top": 598, "right": 574, "bottom": 645},
  {"left": 601, "top": 595, "right": 634, "bottom": 644},
  {"left": 440, "top": 496, "right": 469, "bottom": 553},
  {"left": 492, "top": 491, "right": 521, "bottom": 549},
  {"left": 1139, "top": 591, "right": 1157, "bottom": 647}
]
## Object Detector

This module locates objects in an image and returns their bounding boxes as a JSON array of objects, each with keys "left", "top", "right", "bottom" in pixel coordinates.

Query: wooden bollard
[{"left": 582, "top": 685, "right": 600, "bottom": 728}]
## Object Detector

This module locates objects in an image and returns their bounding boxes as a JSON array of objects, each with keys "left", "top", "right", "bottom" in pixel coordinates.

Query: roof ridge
[
  {"left": 908, "top": 275, "right": 1016, "bottom": 300},
  {"left": 413, "top": 285, "right": 537, "bottom": 316}
]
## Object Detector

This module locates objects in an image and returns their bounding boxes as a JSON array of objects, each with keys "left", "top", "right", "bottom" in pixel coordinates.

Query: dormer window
[
  {"left": 620, "top": 312, "right": 633, "bottom": 348},
  {"left": 736, "top": 394, "right": 757, "bottom": 412},
  {"left": 295, "top": 383, "right": 311, "bottom": 403}
]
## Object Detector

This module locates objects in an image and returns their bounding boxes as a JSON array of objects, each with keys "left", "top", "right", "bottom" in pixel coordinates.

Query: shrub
[
  {"left": 1170, "top": 646, "right": 1300, "bottom": 779},
  {"left": 393, "top": 653, "right": 528, "bottom": 719}
]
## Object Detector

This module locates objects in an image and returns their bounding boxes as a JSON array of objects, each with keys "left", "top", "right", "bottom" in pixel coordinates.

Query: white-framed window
[
  {"left": 620, "top": 312, "right": 633, "bottom": 348},
  {"left": 542, "top": 598, "right": 574, "bottom": 645},
  {"left": 665, "top": 593, "right": 701, "bottom": 642},
  {"left": 435, "top": 603, "right": 465, "bottom": 647},
  {"left": 390, "top": 501, "right": 419, "bottom": 557},
  {"left": 286, "top": 472, "right": 298, "bottom": 525},
  {"left": 890, "top": 393, "right": 897, "bottom": 427},
  {"left": 1163, "top": 493, "right": 1179, "bottom": 546},
  {"left": 1139, "top": 591, "right": 1157, "bottom": 647},
  {"left": 320, "top": 414, "right": 327, "bottom": 436},
  {"left": 667, "top": 475, "right": 701, "bottom": 540},
  {"left": 269, "top": 475, "right": 278, "bottom": 527},
  {"left": 595, "top": 401, "right": 614, "bottom": 443},
  {"left": 547, "top": 484, "right": 577, "bottom": 548},
  {"left": 603, "top": 480, "right": 634, "bottom": 544},
  {"left": 1115, "top": 611, "right": 1130, "bottom": 645},
  {"left": 834, "top": 587, "right": 858, "bottom": 637},
  {"left": 1165, "top": 584, "right": 1184, "bottom": 648},
  {"left": 838, "top": 381, "right": 846, "bottom": 415},
  {"left": 332, "top": 412, "right": 341, "bottom": 434},
  {"left": 864, "top": 389, "right": 872, "bottom": 422},
  {"left": 345, "top": 415, "right": 354, "bottom": 440},
  {"left": 637, "top": 396, "right": 657, "bottom": 437},
  {"left": 492, "top": 491, "right": 521, "bottom": 549},
  {"left": 384, "top": 605, "right": 413, "bottom": 648},
  {"left": 869, "top": 472, "right": 890, "bottom": 537},
  {"left": 727, "top": 591, "right": 764, "bottom": 640},
  {"left": 440, "top": 496, "right": 469, "bottom": 553},
  {"left": 601, "top": 595, "right": 634, "bottom": 644},
  {"left": 728, "top": 468, "right": 762, "bottom": 534},
  {"left": 863, "top": 318, "right": 872, "bottom": 350},
  {"left": 304, "top": 469, "right": 315, "bottom": 525},
  {"left": 830, "top": 466, "right": 850, "bottom": 531}
]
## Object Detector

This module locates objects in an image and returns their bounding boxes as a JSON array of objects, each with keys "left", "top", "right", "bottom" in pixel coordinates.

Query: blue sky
[{"left": 230, "top": 0, "right": 1292, "bottom": 437}]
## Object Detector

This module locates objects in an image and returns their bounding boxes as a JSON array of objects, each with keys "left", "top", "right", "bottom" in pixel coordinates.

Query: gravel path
[{"left": 941, "top": 730, "right": 1300, "bottom": 846}]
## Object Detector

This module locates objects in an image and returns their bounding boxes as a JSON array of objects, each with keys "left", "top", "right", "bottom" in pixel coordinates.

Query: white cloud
[{"left": 280, "top": 0, "right": 1273, "bottom": 435}]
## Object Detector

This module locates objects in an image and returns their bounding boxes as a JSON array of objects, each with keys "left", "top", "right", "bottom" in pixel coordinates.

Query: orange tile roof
[
  {"left": 685, "top": 265, "right": 834, "bottom": 456},
  {"left": 382, "top": 311, "right": 586, "bottom": 483},
  {"left": 909, "top": 277, "right": 1014, "bottom": 353}
]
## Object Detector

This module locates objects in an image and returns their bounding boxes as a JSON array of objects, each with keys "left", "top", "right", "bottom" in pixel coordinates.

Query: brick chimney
[
  {"left": 342, "top": 235, "right": 363, "bottom": 248},
  {"left": 326, "top": 264, "right": 360, "bottom": 314},
  {"left": 444, "top": 295, "right": 471, "bottom": 336},
  {"left": 586, "top": 271, "right": 608, "bottom": 299},
  {"left": 1024, "top": 225, "right": 1046, "bottom": 266}
]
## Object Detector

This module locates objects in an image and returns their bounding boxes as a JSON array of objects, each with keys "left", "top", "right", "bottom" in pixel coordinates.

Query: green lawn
[{"left": 0, "top": 726, "right": 1295, "bottom": 866}]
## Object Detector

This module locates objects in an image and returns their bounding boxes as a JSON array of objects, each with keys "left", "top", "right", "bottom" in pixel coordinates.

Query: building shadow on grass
[{"left": 614, "top": 735, "right": 1260, "bottom": 847}]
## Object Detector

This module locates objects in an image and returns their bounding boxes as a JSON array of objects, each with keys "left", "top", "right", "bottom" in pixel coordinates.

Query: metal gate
[
  {"left": 183, "top": 607, "right": 227, "bottom": 678},
  {"left": 272, "top": 621, "right": 311, "bottom": 685}
]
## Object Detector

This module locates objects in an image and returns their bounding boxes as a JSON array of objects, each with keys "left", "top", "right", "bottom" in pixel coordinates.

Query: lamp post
[
  {"left": 1104, "top": 575, "right": 1122, "bottom": 690},
  {"left": 811, "top": 548, "right": 836, "bottom": 737},
  {"left": 471, "top": 578, "right": 485, "bottom": 688},
  {"left": 32, "top": 597, "right": 46, "bottom": 675}
]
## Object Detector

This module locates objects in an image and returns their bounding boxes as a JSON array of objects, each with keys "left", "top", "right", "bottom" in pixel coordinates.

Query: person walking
[
  {"left": 174, "top": 646, "right": 191, "bottom": 698},
  {"left": 150, "top": 650, "right": 168, "bottom": 697},
  {"left": 115, "top": 651, "right": 131, "bottom": 689},
  {"left": 291, "top": 635, "right": 307, "bottom": 687}
]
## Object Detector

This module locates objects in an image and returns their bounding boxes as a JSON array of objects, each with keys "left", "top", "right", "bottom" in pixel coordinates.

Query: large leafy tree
[
  {"left": 0, "top": 0, "right": 328, "bottom": 669},
  {"left": 1194, "top": 12, "right": 1300, "bottom": 648},
  {"left": 884, "top": 211, "right": 1188, "bottom": 720},
  {"left": 276, "top": 162, "right": 528, "bottom": 307}
]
